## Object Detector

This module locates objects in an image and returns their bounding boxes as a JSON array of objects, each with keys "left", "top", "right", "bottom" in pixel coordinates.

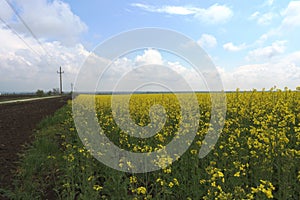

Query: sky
[{"left": 0, "top": 0, "right": 300, "bottom": 92}]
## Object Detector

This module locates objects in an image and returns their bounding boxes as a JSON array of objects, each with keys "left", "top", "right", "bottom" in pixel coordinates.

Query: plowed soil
[{"left": 0, "top": 96, "right": 70, "bottom": 199}]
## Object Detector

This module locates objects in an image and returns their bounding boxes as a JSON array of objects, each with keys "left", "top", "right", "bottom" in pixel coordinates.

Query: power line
[
  {"left": 4, "top": 0, "right": 48, "bottom": 55},
  {"left": 0, "top": 16, "right": 41, "bottom": 57},
  {"left": 2, "top": 0, "right": 69, "bottom": 93},
  {"left": 3, "top": 0, "right": 61, "bottom": 67}
]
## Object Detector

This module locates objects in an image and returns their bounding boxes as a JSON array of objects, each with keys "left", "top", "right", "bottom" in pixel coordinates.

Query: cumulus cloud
[
  {"left": 93, "top": 49, "right": 209, "bottom": 92},
  {"left": 197, "top": 34, "right": 217, "bottom": 49},
  {"left": 218, "top": 54, "right": 300, "bottom": 91},
  {"left": 0, "top": 27, "right": 90, "bottom": 92},
  {"left": 114, "top": 49, "right": 300, "bottom": 92},
  {"left": 0, "top": 0, "right": 90, "bottom": 92},
  {"left": 131, "top": 3, "right": 233, "bottom": 24},
  {"left": 70, "top": 49, "right": 300, "bottom": 91},
  {"left": 246, "top": 40, "right": 287, "bottom": 61},
  {"left": 135, "top": 49, "right": 164, "bottom": 66},
  {"left": 7, "top": 0, "right": 87, "bottom": 45},
  {"left": 223, "top": 42, "right": 246, "bottom": 52}
]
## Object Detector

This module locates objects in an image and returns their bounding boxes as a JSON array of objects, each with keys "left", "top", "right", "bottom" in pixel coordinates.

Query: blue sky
[{"left": 0, "top": 0, "right": 300, "bottom": 92}]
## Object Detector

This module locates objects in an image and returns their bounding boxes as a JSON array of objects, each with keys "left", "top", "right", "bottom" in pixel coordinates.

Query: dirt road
[{"left": 0, "top": 96, "right": 70, "bottom": 199}]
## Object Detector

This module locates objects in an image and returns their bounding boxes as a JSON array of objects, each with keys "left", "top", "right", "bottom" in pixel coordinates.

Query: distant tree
[
  {"left": 36, "top": 89, "right": 45, "bottom": 97},
  {"left": 52, "top": 88, "right": 60, "bottom": 95},
  {"left": 296, "top": 86, "right": 300, "bottom": 92},
  {"left": 284, "top": 86, "right": 288, "bottom": 91},
  {"left": 47, "top": 90, "right": 52, "bottom": 96}
]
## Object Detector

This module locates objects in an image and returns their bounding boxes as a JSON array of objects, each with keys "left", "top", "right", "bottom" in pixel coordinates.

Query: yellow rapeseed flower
[
  {"left": 130, "top": 176, "right": 137, "bottom": 184},
  {"left": 234, "top": 171, "right": 240, "bottom": 177},
  {"left": 163, "top": 167, "right": 171, "bottom": 174},
  {"left": 173, "top": 178, "right": 179, "bottom": 186},
  {"left": 93, "top": 184, "right": 103, "bottom": 191},
  {"left": 67, "top": 153, "right": 75, "bottom": 162},
  {"left": 190, "top": 149, "right": 198, "bottom": 155},
  {"left": 136, "top": 186, "right": 146, "bottom": 195},
  {"left": 87, "top": 176, "right": 94, "bottom": 181}
]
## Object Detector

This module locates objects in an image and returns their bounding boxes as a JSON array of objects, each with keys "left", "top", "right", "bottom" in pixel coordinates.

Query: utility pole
[
  {"left": 57, "top": 66, "right": 64, "bottom": 95},
  {"left": 71, "top": 83, "right": 73, "bottom": 94}
]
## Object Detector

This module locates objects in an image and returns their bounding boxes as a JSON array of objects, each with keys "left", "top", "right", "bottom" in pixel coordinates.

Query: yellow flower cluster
[
  {"left": 59, "top": 89, "right": 299, "bottom": 199},
  {"left": 251, "top": 180, "right": 275, "bottom": 199}
]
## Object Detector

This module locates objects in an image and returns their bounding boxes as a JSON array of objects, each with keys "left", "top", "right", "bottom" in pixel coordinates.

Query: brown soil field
[{"left": 0, "top": 96, "right": 70, "bottom": 200}]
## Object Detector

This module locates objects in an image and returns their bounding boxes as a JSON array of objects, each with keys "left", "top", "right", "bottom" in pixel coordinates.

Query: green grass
[{"left": 1, "top": 104, "right": 70, "bottom": 199}]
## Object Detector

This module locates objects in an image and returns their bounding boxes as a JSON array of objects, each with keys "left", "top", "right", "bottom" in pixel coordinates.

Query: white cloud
[
  {"left": 131, "top": 3, "right": 233, "bottom": 24},
  {"left": 250, "top": 11, "right": 260, "bottom": 19},
  {"left": 194, "top": 4, "right": 233, "bottom": 24},
  {"left": 0, "top": 0, "right": 90, "bottom": 92},
  {"left": 8, "top": 0, "right": 88, "bottom": 45},
  {"left": 249, "top": 11, "right": 276, "bottom": 25},
  {"left": 149, "top": 50, "right": 300, "bottom": 91},
  {"left": 135, "top": 49, "right": 164, "bottom": 66},
  {"left": 223, "top": 42, "right": 246, "bottom": 52},
  {"left": 97, "top": 50, "right": 300, "bottom": 91},
  {"left": 256, "top": 1, "right": 300, "bottom": 43},
  {"left": 0, "top": 8, "right": 89, "bottom": 92},
  {"left": 246, "top": 40, "right": 287, "bottom": 61},
  {"left": 280, "top": 1, "right": 300, "bottom": 29},
  {"left": 159, "top": 6, "right": 196, "bottom": 15},
  {"left": 131, "top": 3, "right": 196, "bottom": 15},
  {"left": 94, "top": 49, "right": 208, "bottom": 92},
  {"left": 218, "top": 53, "right": 300, "bottom": 91},
  {"left": 0, "top": 25, "right": 90, "bottom": 92},
  {"left": 197, "top": 34, "right": 217, "bottom": 49},
  {"left": 259, "top": 13, "right": 276, "bottom": 25}
]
